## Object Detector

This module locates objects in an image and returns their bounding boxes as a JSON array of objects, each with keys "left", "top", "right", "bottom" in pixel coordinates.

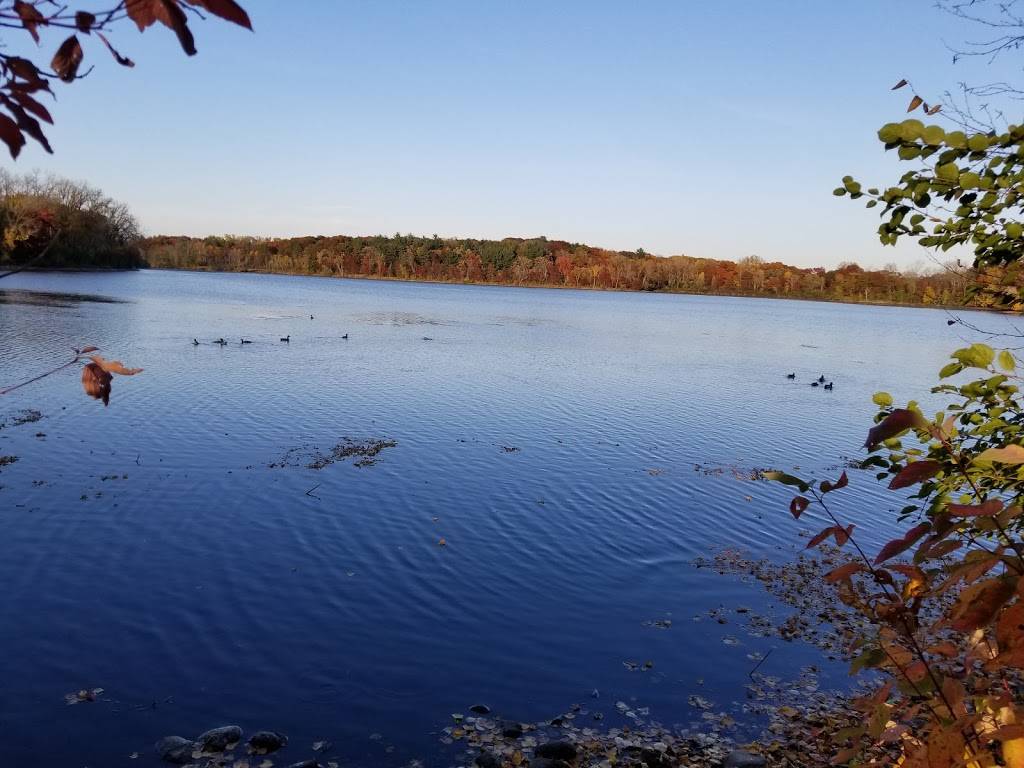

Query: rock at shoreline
[
  {"left": 195, "top": 725, "right": 242, "bottom": 752},
  {"left": 536, "top": 741, "right": 577, "bottom": 761},
  {"left": 469, "top": 704, "right": 491, "bottom": 715},
  {"left": 248, "top": 730, "right": 288, "bottom": 753},
  {"left": 642, "top": 746, "right": 671, "bottom": 767},
  {"left": 474, "top": 750, "right": 500, "bottom": 768},
  {"left": 723, "top": 749, "right": 767, "bottom": 768},
  {"left": 498, "top": 720, "right": 523, "bottom": 738},
  {"left": 284, "top": 760, "right": 322, "bottom": 768},
  {"left": 531, "top": 759, "right": 570, "bottom": 768},
  {"left": 155, "top": 736, "right": 195, "bottom": 764}
]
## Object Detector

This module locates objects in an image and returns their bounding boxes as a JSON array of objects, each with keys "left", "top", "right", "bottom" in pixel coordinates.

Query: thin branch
[{"left": 0, "top": 227, "right": 61, "bottom": 279}]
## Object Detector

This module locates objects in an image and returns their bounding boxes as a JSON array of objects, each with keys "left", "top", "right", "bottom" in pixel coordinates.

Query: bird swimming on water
[
  {"left": 786, "top": 372, "right": 795, "bottom": 379},
  {"left": 818, "top": 374, "right": 826, "bottom": 383},
  {"left": 310, "top": 315, "right": 314, "bottom": 320},
  {"left": 240, "top": 338, "right": 252, "bottom": 344},
  {"left": 215, "top": 338, "right": 227, "bottom": 345},
  {"left": 192, "top": 338, "right": 199, "bottom": 346},
  {"left": 280, "top": 335, "right": 290, "bottom": 342},
  {"left": 341, "top": 333, "right": 348, "bottom": 339},
  {"left": 824, "top": 382, "right": 834, "bottom": 390},
  {"left": 811, "top": 381, "right": 819, "bottom": 387}
]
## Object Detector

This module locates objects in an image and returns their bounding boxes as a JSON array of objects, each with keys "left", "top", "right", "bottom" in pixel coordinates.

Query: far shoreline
[{"left": 5, "top": 264, "right": 1014, "bottom": 316}]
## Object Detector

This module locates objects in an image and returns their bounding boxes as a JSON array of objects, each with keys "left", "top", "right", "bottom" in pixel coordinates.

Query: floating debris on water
[
  {"left": 268, "top": 438, "right": 398, "bottom": 470},
  {"left": 0, "top": 409, "right": 42, "bottom": 429}
]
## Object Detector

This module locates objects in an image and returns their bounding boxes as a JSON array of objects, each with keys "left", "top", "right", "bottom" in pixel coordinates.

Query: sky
[{"left": 7, "top": 0, "right": 1023, "bottom": 268}]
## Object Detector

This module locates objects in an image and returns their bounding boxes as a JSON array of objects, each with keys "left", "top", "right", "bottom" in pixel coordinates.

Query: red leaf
[
  {"left": 888, "top": 460, "right": 941, "bottom": 489},
  {"left": 807, "top": 524, "right": 855, "bottom": 550},
  {"left": 820, "top": 471, "right": 849, "bottom": 493},
  {"left": 875, "top": 523, "right": 931, "bottom": 564},
  {"left": 789, "top": 495, "right": 810, "bottom": 519},
  {"left": 948, "top": 577, "right": 1016, "bottom": 632},
  {"left": 865, "top": 409, "right": 926, "bottom": 449},
  {"left": 75, "top": 11, "right": 96, "bottom": 33},
  {"left": 0, "top": 113, "right": 25, "bottom": 159},
  {"left": 13, "top": 0, "right": 46, "bottom": 44},
  {"left": 156, "top": 0, "right": 196, "bottom": 55},
  {"left": 190, "top": 0, "right": 252, "bottom": 30},
  {"left": 51, "top": 35, "right": 84, "bottom": 82},
  {"left": 824, "top": 562, "right": 865, "bottom": 583},
  {"left": 3, "top": 98, "right": 52, "bottom": 152},
  {"left": 125, "top": 0, "right": 159, "bottom": 30},
  {"left": 948, "top": 500, "right": 1004, "bottom": 517},
  {"left": 5, "top": 56, "right": 47, "bottom": 88},
  {"left": 97, "top": 33, "right": 135, "bottom": 67},
  {"left": 12, "top": 90, "right": 52, "bottom": 124},
  {"left": 907, "top": 95, "right": 923, "bottom": 113},
  {"left": 807, "top": 526, "right": 838, "bottom": 549}
]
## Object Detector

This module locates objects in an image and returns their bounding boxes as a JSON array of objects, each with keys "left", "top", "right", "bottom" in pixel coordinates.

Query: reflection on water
[
  {"left": 0, "top": 269, "right": 1015, "bottom": 767},
  {"left": 0, "top": 288, "right": 126, "bottom": 307}
]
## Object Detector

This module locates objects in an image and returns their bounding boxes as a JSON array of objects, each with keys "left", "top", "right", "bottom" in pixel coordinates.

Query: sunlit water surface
[{"left": 0, "top": 270, "right": 1012, "bottom": 766}]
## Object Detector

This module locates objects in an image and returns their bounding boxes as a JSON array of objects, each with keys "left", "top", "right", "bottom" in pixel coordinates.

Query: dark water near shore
[{"left": 0, "top": 270, "right": 1012, "bottom": 766}]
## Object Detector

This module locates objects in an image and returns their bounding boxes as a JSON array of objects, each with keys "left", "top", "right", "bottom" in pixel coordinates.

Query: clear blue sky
[{"left": 8, "top": 0, "right": 1021, "bottom": 267}]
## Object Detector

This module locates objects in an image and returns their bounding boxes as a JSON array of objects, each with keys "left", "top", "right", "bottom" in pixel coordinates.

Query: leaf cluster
[
  {"left": 837, "top": 109, "right": 1024, "bottom": 300},
  {"left": 768, "top": 346, "right": 1024, "bottom": 766},
  {"left": 0, "top": 0, "right": 251, "bottom": 159}
]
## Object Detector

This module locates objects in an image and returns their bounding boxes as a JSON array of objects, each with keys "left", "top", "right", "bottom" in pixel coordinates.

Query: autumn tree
[{"left": 0, "top": 170, "right": 144, "bottom": 273}]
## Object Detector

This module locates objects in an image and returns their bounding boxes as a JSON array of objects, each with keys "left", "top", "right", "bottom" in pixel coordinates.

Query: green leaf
[
  {"left": 936, "top": 162, "right": 960, "bottom": 182},
  {"left": 939, "top": 361, "right": 964, "bottom": 378},
  {"left": 967, "top": 134, "right": 991, "bottom": 152},
  {"left": 763, "top": 471, "right": 810, "bottom": 493},
  {"left": 952, "top": 343, "right": 995, "bottom": 369},
  {"left": 922, "top": 124, "right": 945, "bottom": 146},
  {"left": 960, "top": 171, "right": 981, "bottom": 189},
  {"left": 872, "top": 391, "right": 893, "bottom": 407},
  {"left": 878, "top": 123, "right": 902, "bottom": 143},
  {"left": 1006, "top": 222, "right": 1023, "bottom": 240},
  {"left": 898, "top": 119, "right": 924, "bottom": 142},
  {"left": 999, "top": 350, "right": 1016, "bottom": 371},
  {"left": 945, "top": 130, "right": 967, "bottom": 148}
]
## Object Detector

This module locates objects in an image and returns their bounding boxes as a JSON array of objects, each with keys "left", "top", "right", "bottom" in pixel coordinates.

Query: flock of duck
[
  {"left": 192, "top": 317, "right": 350, "bottom": 346},
  {"left": 193, "top": 334, "right": 348, "bottom": 346},
  {"left": 786, "top": 372, "right": 834, "bottom": 390}
]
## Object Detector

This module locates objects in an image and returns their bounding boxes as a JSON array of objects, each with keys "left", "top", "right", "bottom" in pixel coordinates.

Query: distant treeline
[{"left": 141, "top": 233, "right": 1023, "bottom": 308}]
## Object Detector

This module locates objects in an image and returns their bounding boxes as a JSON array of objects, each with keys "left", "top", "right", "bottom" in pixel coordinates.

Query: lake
[{"left": 0, "top": 270, "right": 1010, "bottom": 766}]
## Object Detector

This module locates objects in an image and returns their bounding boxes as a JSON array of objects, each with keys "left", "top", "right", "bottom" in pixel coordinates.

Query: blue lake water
[{"left": 0, "top": 270, "right": 1013, "bottom": 766}]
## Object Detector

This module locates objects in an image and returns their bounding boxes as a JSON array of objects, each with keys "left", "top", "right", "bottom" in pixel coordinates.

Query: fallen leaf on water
[{"left": 64, "top": 687, "right": 103, "bottom": 705}]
